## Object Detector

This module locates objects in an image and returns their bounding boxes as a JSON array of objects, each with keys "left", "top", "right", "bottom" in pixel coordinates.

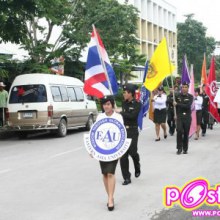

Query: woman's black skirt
[
  {"left": 196, "top": 110, "right": 202, "bottom": 125},
  {"left": 99, "top": 160, "right": 118, "bottom": 175},
  {"left": 154, "top": 108, "right": 167, "bottom": 124}
]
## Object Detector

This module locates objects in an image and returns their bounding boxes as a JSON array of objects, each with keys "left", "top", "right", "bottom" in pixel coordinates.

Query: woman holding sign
[{"left": 96, "top": 95, "right": 124, "bottom": 211}]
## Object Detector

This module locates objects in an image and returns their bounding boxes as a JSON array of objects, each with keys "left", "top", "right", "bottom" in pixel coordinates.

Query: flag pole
[
  {"left": 165, "top": 77, "right": 170, "bottom": 89},
  {"left": 92, "top": 24, "right": 114, "bottom": 96},
  {"left": 165, "top": 37, "right": 177, "bottom": 119}
]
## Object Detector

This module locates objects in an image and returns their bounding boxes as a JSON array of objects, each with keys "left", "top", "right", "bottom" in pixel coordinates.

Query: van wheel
[
  {"left": 57, "top": 119, "right": 67, "bottom": 137},
  {"left": 86, "top": 115, "right": 94, "bottom": 131},
  {"left": 17, "top": 131, "right": 28, "bottom": 139}
]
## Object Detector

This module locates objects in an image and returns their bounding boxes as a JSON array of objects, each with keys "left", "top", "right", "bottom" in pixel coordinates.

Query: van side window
[
  {"left": 59, "top": 86, "right": 69, "bottom": 102},
  {"left": 51, "top": 86, "right": 62, "bottom": 102},
  {"left": 74, "top": 87, "right": 84, "bottom": 101},
  {"left": 67, "top": 87, "right": 77, "bottom": 101}
]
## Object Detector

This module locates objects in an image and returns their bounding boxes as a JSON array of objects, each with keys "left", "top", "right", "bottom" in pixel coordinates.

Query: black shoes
[
  {"left": 155, "top": 137, "right": 160, "bottom": 141},
  {"left": 107, "top": 204, "right": 114, "bottom": 211},
  {"left": 164, "top": 134, "right": 167, "bottom": 139},
  {"left": 135, "top": 171, "right": 141, "bottom": 178},
  {"left": 122, "top": 179, "right": 131, "bottom": 185},
  {"left": 177, "top": 149, "right": 188, "bottom": 155},
  {"left": 176, "top": 149, "right": 182, "bottom": 155},
  {"left": 202, "top": 133, "right": 205, "bottom": 137}
]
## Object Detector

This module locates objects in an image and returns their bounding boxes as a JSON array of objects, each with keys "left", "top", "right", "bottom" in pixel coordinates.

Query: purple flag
[
  {"left": 189, "top": 65, "right": 197, "bottom": 137},
  {"left": 181, "top": 55, "right": 190, "bottom": 85}
]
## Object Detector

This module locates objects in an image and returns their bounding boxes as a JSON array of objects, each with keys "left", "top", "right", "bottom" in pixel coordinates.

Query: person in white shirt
[
  {"left": 194, "top": 88, "right": 203, "bottom": 140},
  {"left": 152, "top": 87, "right": 167, "bottom": 141},
  {"left": 96, "top": 95, "right": 123, "bottom": 211}
]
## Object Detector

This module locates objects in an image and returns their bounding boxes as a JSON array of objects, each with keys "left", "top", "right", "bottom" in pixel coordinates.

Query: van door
[
  {"left": 67, "top": 87, "right": 88, "bottom": 126},
  {"left": 50, "top": 85, "right": 74, "bottom": 127}
]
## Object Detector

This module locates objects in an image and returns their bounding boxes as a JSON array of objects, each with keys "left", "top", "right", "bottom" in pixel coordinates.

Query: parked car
[{"left": 4, "top": 73, "right": 98, "bottom": 137}]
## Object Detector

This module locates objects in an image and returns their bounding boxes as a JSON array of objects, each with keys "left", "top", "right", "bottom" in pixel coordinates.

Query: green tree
[
  {"left": 0, "top": 0, "right": 37, "bottom": 44},
  {"left": 1, "top": 0, "right": 141, "bottom": 81},
  {"left": 177, "top": 14, "right": 216, "bottom": 81},
  {"left": 62, "top": 0, "right": 138, "bottom": 59}
]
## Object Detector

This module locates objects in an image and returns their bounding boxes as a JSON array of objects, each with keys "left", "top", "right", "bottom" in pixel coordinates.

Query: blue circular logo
[{"left": 90, "top": 118, "right": 126, "bottom": 154}]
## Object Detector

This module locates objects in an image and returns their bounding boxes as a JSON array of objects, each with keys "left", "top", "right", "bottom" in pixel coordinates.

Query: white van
[{"left": 5, "top": 73, "right": 98, "bottom": 137}]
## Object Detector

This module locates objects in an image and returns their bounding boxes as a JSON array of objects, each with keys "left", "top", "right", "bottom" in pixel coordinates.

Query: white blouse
[
  {"left": 194, "top": 95, "right": 203, "bottom": 111},
  {"left": 153, "top": 94, "right": 167, "bottom": 110},
  {"left": 96, "top": 111, "right": 124, "bottom": 124}
]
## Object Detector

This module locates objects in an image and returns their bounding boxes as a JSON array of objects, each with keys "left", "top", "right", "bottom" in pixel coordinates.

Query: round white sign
[{"left": 84, "top": 118, "right": 131, "bottom": 161}]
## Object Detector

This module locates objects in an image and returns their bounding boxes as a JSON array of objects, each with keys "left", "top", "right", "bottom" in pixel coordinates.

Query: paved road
[{"left": 0, "top": 119, "right": 220, "bottom": 220}]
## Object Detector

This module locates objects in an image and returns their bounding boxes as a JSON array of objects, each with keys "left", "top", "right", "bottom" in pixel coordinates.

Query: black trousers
[
  {"left": 0, "top": 108, "right": 5, "bottom": 127},
  {"left": 201, "top": 110, "right": 209, "bottom": 134},
  {"left": 176, "top": 115, "right": 191, "bottom": 152},
  {"left": 167, "top": 109, "right": 175, "bottom": 134},
  {"left": 120, "top": 128, "right": 140, "bottom": 180}
]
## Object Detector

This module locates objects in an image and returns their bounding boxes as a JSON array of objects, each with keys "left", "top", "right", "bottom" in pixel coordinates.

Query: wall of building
[{"left": 118, "top": 0, "right": 177, "bottom": 82}]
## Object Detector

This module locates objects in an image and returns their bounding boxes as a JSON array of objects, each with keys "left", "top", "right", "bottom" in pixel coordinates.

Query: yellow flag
[{"left": 144, "top": 38, "right": 175, "bottom": 91}]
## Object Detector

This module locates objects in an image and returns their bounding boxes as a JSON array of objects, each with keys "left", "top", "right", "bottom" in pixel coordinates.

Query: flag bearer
[
  {"left": 200, "top": 85, "right": 209, "bottom": 135},
  {"left": 166, "top": 87, "right": 176, "bottom": 136},
  {"left": 119, "top": 84, "right": 141, "bottom": 185},
  {"left": 173, "top": 82, "right": 193, "bottom": 155}
]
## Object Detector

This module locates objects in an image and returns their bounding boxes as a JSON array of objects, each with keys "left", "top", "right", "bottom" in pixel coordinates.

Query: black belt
[{"left": 125, "top": 125, "right": 138, "bottom": 129}]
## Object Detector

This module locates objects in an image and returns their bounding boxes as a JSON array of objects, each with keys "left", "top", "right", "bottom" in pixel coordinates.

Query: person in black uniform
[
  {"left": 200, "top": 84, "right": 209, "bottom": 136},
  {"left": 166, "top": 85, "right": 179, "bottom": 135},
  {"left": 166, "top": 87, "right": 176, "bottom": 136},
  {"left": 119, "top": 83, "right": 141, "bottom": 185},
  {"left": 173, "top": 82, "right": 193, "bottom": 155}
]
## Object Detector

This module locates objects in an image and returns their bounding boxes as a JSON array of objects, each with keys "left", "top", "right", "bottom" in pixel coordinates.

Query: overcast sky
[{"left": 169, "top": 0, "right": 220, "bottom": 40}]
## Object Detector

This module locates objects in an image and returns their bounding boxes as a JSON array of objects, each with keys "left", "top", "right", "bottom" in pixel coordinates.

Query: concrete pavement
[{"left": 0, "top": 119, "right": 220, "bottom": 220}]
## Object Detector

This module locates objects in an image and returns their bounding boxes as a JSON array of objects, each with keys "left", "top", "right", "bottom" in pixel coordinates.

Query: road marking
[
  {"left": 49, "top": 147, "right": 83, "bottom": 159},
  {"left": 0, "top": 169, "right": 11, "bottom": 174}
]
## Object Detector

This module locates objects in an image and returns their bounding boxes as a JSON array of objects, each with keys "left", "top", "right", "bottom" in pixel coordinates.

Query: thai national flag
[{"left": 83, "top": 27, "right": 118, "bottom": 98}]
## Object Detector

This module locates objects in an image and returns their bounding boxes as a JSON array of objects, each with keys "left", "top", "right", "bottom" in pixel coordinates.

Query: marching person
[
  {"left": 200, "top": 84, "right": 209, "bottom": 136},
  {"left": 166, "top": 87, "right": 176, "bottom": 136},
  {"left": 119, "top": 83, "right": 141, "bottom": 185},
  {"left": 152, "top": 86, "right": 167, "bottom": 141},
  {"left": 173, "top": 82, "right": 193, "bottom": 155},
  {"left": 96, "top": 95, "right": 123, "bottom": 211},
  {"left": 194, "top": 88, "right": 203, "bottom": 140},
  {"left": 0, "top": 82, "right": 8, "bottom": 127}
]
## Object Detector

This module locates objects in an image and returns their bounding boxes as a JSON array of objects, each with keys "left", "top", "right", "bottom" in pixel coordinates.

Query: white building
[{"left": 118, "top": 0, "right": 177, "bottom": 82}]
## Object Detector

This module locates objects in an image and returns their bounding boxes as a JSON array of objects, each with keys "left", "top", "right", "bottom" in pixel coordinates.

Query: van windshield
[{"left": 9, "top": 84, "right": 47, "bottom": 103}]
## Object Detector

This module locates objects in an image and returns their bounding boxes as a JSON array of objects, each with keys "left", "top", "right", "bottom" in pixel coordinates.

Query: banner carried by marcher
[
  {"left": 205, "top": 57, "right": 220, "bottom": 122},
  {"left": 83, "top": 26, "right": 118, "bottom": 98},
  {"left": 188, "top": 65, "right": 197, "bottom": 137},
  {"left": 181, "top": 55, "right": 190, "bottom": 85},
  {"left": 200, "top": 53, "right": 207, "bottom": 86},
  {"left": 144, "top": 37, "right": 175, "bottom": 92},
  {"left": 138, "top": 62, "right": 150, "bottom": 130}
]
